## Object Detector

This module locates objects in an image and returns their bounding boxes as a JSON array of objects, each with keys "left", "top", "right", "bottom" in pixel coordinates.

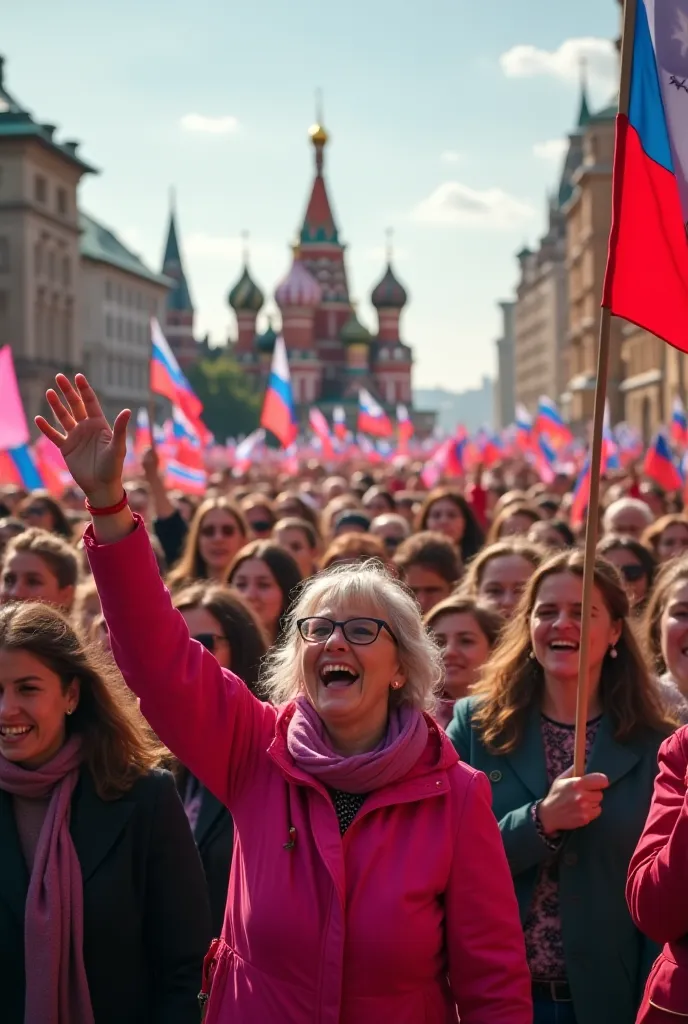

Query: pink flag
[{"left": 0, "top": 346, "right": 29, "bottom": 449}]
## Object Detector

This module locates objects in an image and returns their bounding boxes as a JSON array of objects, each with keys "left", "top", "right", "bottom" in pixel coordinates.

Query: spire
[
  {"left": 577, "top": 57, "right": 591, "bottom": 128},
  {"left": 301, "top": 98, "right": 340, "bottom": 246},
  {"left": 371, "top": 230, "right": 408, "bottom": 310},
  {"left": 162, "top": 190, "right": 193, "bottom": 312}
]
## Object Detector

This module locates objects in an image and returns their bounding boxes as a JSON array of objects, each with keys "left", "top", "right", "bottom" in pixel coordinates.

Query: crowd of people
[{"left": 1, "top": 373, "right": 688, "bottom": 1021}]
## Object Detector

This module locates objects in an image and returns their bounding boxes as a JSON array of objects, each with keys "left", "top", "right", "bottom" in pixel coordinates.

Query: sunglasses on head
[
  {"left": 200, "top": 524, "right": 237, "bottom": 538},
  {"left": 193, "top": 633, "right": 227, "bottom": 653},
  {"left": 619, "top": 564, "right": 646, "bottom": 582}
]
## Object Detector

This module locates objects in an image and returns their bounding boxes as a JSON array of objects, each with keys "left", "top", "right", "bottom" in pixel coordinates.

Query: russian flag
[
  {"left": 532, "top": 434, "right": 557, "bottom": 485},
  {"left": 358, "top": 389, "right": 393, "bottom": 438},
  {"left": 150, "top": 319, "right": 203, "bottom": 423},
  {"left": 603, "top": 0, "right": 688, "bottom": 351},
  {"left": 535, "top": 396, "right": 573, "bottom": 446},
  {"left": 309, "top": 408, "right": 335, "bottom": 459},
  {"left": 232, "top": 428, "right": 266, "bottom": 476},
  {"left": 332, "top": 406, "right": 348, "bottom": 442},
  {"left": 570, "top": 459, "right": 591, "bottom": 528},
  {"left": 165, "top": 459, "right": 207, "bottom": 495},
  {"left": 515, "top": 404, "right": 534, "bottom": 451},
  {"left": 134, "top": 408, "right": 152, "bottom": 456},
  {"left": 260, "top": 336, "right": 298, "bottom": 448},
  {"left": 671, "top": 395, "right": 688, "bottom": 447},
  {"left": 396, "top": 404, "right": 414, "bottom": 449},
  {"left": 644, "top": 431, "right": 683, "bottom": 491}
]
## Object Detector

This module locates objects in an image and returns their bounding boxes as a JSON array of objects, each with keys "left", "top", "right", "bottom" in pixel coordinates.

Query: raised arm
[{"left": 36, "top": 375, "right": 275, "bottom": 805}]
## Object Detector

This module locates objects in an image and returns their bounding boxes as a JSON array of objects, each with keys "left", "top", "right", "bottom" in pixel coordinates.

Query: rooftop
[{"left": 80, "top": 212, "right": 172, "bottom": 287}]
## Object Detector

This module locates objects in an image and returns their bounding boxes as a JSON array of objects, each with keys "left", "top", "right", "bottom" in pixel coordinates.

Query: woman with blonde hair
[
  {"left": 166, "top": 498, "right": 248, "bottom": 592},
  {"left": 459, "top": 538, "right": 544, "bottom": 620},
  {"left": 0, "top": 600, "right": 211, "bottom": 1023},
  {"left": 448, "top": 550, "right": 673, "bottom": 1024},
  {"left": 36, "top": 372, "right": 533, "bottom": 1024}
]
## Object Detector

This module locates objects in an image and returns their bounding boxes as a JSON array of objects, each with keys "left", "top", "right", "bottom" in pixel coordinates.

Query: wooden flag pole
[{"left": 572, "top": 0, "right": 637, "bottom": 776}]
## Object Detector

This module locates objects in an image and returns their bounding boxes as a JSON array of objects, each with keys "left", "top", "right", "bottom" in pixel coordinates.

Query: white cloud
[
  {"left": 412, "top": 181, "right": 533, "bottom": 229},
  {"left": 179, "top": 113, "right": 240, "bottom": 135},
  {"left": 533, "top": 138, "right": 569, "bottom": 162},
  {"left": 441, "top": 151, "right": 462, "bottom": 164},
  {"left": 499, "top": 37, "right": 617, "bottom": 90}
]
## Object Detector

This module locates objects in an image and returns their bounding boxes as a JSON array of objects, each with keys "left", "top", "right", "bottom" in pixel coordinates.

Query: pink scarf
[
  {"left": 286, "top": 695, "right": 429, "bottom": 793},
  {"left": 0, "top": 735, "right": 94, "bottom": 1024}
]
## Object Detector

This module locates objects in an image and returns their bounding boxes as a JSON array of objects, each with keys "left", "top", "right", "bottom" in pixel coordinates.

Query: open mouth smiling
[{"left": 319, "top": 664, "right": 361, "bottom": 688}]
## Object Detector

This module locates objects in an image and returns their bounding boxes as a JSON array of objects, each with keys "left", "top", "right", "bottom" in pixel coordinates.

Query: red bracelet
[{"left": 84, "top": 490, "right": 129, "bottom": 516}]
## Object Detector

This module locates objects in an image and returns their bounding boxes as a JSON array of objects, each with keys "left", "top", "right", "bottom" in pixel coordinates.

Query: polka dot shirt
[{"left": 330, "top": 790, "right": 367, "bottom": 834}]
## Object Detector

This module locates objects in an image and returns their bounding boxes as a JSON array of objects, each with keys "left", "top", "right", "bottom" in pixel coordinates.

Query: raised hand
[
  {"left": 537, "top": 765, "right": 609, "bottom": 835},
  {"left": 36, "top": 374, "right": 131, "bottom": 508}
]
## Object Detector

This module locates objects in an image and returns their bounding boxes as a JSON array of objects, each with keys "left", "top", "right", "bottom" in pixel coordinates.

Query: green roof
[
  {"left": 79, "top": 212, "right": 172, "bottom": 287},
  {"left": 162, "top": 207, "right": 194, "bottom": 312},
  {"left": 0, "top": 56, "right": 96, "bottom": 174}
]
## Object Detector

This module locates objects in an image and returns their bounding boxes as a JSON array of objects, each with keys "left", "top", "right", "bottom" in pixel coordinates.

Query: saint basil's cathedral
[{"left": 160, "top": 117, "right": 433, "bottom": 434}]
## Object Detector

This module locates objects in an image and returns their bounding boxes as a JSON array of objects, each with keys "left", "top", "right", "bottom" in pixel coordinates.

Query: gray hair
[
  {"left": 261, "top": 560, "right": 443, "bottom": 711},
  {"left": 603, "top": 497, "right": 653, "bottom": 531}
]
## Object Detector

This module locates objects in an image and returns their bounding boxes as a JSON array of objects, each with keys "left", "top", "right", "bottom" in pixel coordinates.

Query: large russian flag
[
  {"left": 603, "top": 0, "right": 688, "bottom": 350},
  {"left": 535, "top": 396, "right": 572, "bottom": 446},
  {"left": 260, "top": 336, "right": 298, "bottom": 448},
  {"left": 150, "top": 318, "right": 203, "bottom": 422},
  {"left": 358, "top": 389, "right": 393, "bottom": 438}
]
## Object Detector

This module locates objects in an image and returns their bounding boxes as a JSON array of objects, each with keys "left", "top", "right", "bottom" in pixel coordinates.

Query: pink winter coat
[{"left": 85, "top": 520, "right": 532, "bottom": 1024}]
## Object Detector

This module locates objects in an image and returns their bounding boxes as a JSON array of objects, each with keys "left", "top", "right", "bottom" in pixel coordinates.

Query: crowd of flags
[{"left": 2, "top": 322, "right": 688, "bottom": 502}]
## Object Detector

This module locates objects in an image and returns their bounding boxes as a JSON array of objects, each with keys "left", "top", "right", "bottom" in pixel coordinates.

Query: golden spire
[
  {"left": 385, "top": 227, "right": 394, "bottom": 263},
  {"left": 308, "top": 87, "right": 329, "bottom": 146}
]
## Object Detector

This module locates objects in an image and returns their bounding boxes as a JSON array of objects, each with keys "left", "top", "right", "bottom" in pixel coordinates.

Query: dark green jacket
[{"left": 447, "top": 697, "right": 665, "bottom": 1024}]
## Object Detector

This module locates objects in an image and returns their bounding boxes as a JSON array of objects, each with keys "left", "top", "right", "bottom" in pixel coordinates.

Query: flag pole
[
  {"left": 572, "top": 0, "right": 637, "bottom": 776},
  {"left": 148, "top": 316, "right": 157, "bottom": 451}
]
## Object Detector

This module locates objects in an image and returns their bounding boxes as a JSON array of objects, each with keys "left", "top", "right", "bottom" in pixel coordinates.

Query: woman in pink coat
[{"left": 37, "top": 374, "right": 532, "bottom": 1024}]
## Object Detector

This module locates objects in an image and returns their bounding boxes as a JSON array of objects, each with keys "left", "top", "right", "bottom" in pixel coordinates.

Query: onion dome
[
  {"left": 228, "top": 264, "right": 264, "bottom": 313},
  {"left": 256, "top": 322, "right": 277, "bottom": 354},
  {"left": 371, "top": 262, "right": 408, "bottom": 310},
  {"left": 340, "top": 309, "right": 372, "bottom": 346},
  {"left": 275, "top": 257, "right": 322, "bottom": 309},
  {"left": 308, "top": 122, "right": 329, "bottom": 147}
]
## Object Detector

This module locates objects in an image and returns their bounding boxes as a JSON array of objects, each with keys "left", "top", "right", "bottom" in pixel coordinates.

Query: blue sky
[{"left": 5, "top": 0, "right": 619, "bottom": 390}]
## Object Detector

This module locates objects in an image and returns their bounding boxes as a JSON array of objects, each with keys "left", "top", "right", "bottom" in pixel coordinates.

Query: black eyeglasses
[
  {"left": 193, "top": 633, "right": 228, "bottom": 653},
  {"left": 200, "top": 524, "right": 237, "bottom": 538},
  {"left": 297, "top": 616, "right": 398, "bottom": 645},
  {"left": 619, "top": 564, "right": 646, "bottom": 583}
]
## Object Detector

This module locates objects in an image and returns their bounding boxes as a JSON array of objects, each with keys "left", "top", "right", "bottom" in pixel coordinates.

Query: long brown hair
[
  {"left": 173, "top": 582, "right": 268, "bottom": 692},
  {"left": 167, "top": 497, "right": 248, "bottom": 590},
  {"left": 0, "top": 602, "right": 165, "bottom": 798},
  {"left": 415, "top": 488, "right": 485, "bottom": 562},
  {"left": 459, "top": 538, "right": 545, "bottom": 598},
  {"left": 642, "top": 556, "right": 688, "bottom": 675},
  {"left": 472, "top": 550, "right": 673, "bottom": 754}
]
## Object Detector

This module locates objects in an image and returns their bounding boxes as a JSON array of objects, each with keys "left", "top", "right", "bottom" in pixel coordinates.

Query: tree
[{"left": 187, "top": 353, "right": 261, "bottom": 441}]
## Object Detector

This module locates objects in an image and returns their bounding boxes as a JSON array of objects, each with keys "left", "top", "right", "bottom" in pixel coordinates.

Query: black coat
[
  {"left": 179, "top": 772, "right": 234, "bottom": 937},
  {"left": 0, "top": 767, "right": 212, "bottom": 1024}
]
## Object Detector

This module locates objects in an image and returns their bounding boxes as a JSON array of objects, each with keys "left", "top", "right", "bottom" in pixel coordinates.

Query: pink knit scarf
[
  {"left": 0, "top": 735, "right": 94, "bottom": 1024},
  {"left": 287, "top": 695, "right": 429, "bottom": 793}
]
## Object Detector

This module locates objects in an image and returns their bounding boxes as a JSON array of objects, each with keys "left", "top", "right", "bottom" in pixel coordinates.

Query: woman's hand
[
  {"left": 537, "top": 766, "right": 609, "bottom": 834},
  {"left": 36, "top": 374, "right": 130, "bottom": 508}
]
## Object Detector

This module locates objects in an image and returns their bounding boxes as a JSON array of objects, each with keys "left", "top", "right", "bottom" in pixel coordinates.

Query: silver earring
[
  {"left": 391, "top": 681, "right": 401, "bottom": 689},
  {"left": 66, "top": 708, "right": 73, "bottom": 716},
  {"left": 528, "top": 651, "right": 536, "bottom": 660},
  {"left": 609, "top": 646, "right": 618, "bottom": 660}
]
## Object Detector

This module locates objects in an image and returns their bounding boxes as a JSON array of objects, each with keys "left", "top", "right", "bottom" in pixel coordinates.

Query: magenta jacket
[{"left": 85, "top": 521, "right": 531, "bottom": 1024}]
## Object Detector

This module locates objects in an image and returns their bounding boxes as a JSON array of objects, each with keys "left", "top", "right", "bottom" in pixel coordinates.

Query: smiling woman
[
  {"left": 0, "top": 600, "right": 211, "bottom": 1024},
  {"left": 448, "top": 550, "right": 674, "bottom": 1024}
]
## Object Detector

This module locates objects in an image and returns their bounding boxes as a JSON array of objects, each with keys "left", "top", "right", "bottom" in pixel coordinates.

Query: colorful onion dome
[
  {"left": 228, "top": 264, "right": 264, "bottom": 313},
  {"left": 275, "top": 257, "right": 322, "bottom": 309},
  {"left": 371, "top": 261, "right": 408, "bottom": 310},
  {"left": 256, "top": 322, "right": 278, "bottom": 354},
  {"left": 340, "top": 309, "right": 372, "bottom": 346}
]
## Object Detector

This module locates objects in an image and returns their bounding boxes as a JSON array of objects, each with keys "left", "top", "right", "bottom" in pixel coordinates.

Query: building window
[
  {"left": 47, "top": 249, "right": 56, "bottom": 282},
  {"left": 105, "top": 280, "right": 112, "bottom": 301},
  {"left": 116, "top": 317, "right": 122, "bottom": 339},
  {"left": 62, "top": 257, "right": 70, "bottom": 287},
  {"left": 0, "top": 238, "right": 9, "bottom": 273},
  {"left": 106, "top": 314, "right": 113, "bottom": 338},
  {"left": 34, "top": 243, "right": 43, "bottom": 275},
  {"left": 34, "top": 175, "right": 47, "bottom": 203},
  {"left": 57, "top": 188, "right": 68, "bottom": 216}
]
